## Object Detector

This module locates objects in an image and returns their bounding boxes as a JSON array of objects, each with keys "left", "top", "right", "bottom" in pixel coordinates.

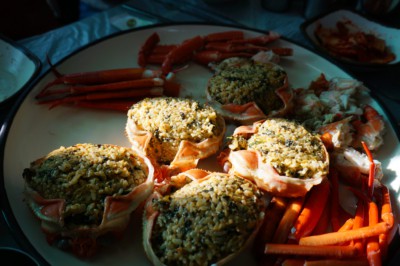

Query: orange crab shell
[
  {"left": 206, "top": 63, "right": 294, "bottom": 125},
  {"left": 142, "top": 169, "right": 268, "bottom": 266},
  {"left": 219, "top": 120, "right": 329, "bottom": 197},
  {"left": 23, "top": 148, "right": 155, "bottom": 257},
  {"left": 125, "top": 115, "right": 226, "bottom": 173}
]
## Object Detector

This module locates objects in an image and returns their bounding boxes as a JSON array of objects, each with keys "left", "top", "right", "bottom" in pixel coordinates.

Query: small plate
[
  {"left": 0, "top": 35, "right": 41, "bottom": 104},
  {"left": 301, "top": 9, "right": 400, "bottom": 70}
]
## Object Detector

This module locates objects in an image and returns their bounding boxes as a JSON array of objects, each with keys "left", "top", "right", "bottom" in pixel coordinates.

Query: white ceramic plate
[
  {"left": 1, "top": 24, "right": 399, "bottom": 266},
  {"left": 301, "top": 9, "right": 400, "bottom": 68},
  {"left": 0, "top": 35, "right": 40, "bottom": 103}
]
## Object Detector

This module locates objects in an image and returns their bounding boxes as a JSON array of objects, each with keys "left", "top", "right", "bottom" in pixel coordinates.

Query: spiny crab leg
[
  {"left": 194, "top": 51, "right": 254, "bottom": 65},
  {"left": 42, "top": 87, "right": 163, "bottom": 109},
  {"left": 137, "top": 32, "right": 160, "bottom": 67},
  {"left": 37, "top": 67, "right": 162, "bottom": 98},
  {"left": 37, "top": 78, "right": 164, "bottom": 98},
  {"left": 203, "top": 30, "right": 245, "bottom": 42},
  {"left": 229, "top": 31, "right": 281, "bottom": 45},
  {"left": 161, "top": 35, "right": 205, "bottom": 74},
  {"left": 204, "top": 42, "right": 293, "bottom": 55}
]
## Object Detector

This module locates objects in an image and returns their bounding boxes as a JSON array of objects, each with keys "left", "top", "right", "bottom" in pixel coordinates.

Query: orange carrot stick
[
  {"left": 380, "top": 185, "right": 394, "bottom": 227},
  {"left": 299, "top": 222, "right": 390, "bottom": 246},
  {"left": 367, "top": 201, "right": 382, "bottom": 266},
  {"left": 291, "top": 178, "right": 331, "bottom": 240},
  {"left": 353, "top": 198, "right": 366, "bottom": 253},
  {"left": 264, "top": 243, "right": 358, "bottom": 258},
  {"left": 338, "top": 218, "right": 354, "bottom": 232},
  {"left": 273, "top": 197, "right": 304, "bottom": 244}
]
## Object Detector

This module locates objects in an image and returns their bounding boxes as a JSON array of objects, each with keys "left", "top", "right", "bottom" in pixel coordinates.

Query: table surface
[{"left": 1, "top": 0, "right": 400, "bottom": 264}]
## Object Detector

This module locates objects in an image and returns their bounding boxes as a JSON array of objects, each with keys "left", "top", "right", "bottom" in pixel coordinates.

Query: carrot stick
[
  {"left": 291, "top": 178, "right": 331, "bottom": 240},
  {"left": 353, "top": 198, "right": 366, "bottom": 253},
  {"left": 380, "top": 185, "right": 394, "bottom": 227},
  {"left": 299, "top": 222, "right": 390, "bottom": 246},
  {"left": 273, "top": 196, "right": 304, "bottom": 244},
  {"left": 253, "top": 197, "right": 287, "bottom": 257},
  {"left": 367, "top": 201, "right": 382, "bottom": 266},
  {"left": 338, "top": 218, "right": 354, "bottom": 232},
  {"left": 264, "top": 243, "right": 358, "bottom": 258}
]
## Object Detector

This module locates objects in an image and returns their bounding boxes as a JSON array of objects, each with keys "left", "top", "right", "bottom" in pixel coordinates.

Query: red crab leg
[
  {"left": 152, "top": 44, "right": 177, "bottom": 54},
  {"left": 72, "top": 100, "right": 137, "bottom": 112},
  {"left": 38, "top": 78, "right": 165, "bottom": 98},
  {"left": 193, "top": 50, "right": 254, "bottom": 65},
  {"left": 253, "top": 197, "right": 287, "bottom": 257},
  {"left": 42, "top": 87, "right": 163, "bottom": 109},
  {"left": 203, "top": 30, "right": 244, "bottom": 43},
  {"left": 37, "top": 68, "right": 162, "bottom": 98},
  {"left": 229, "top": 31, "right": 281, "bottom": 45},
  {"left": 161, "top": 35, "right": 204, "bottom": 74},
  {"left": 310, "top": 194, "right": 331, "bottom": 235},
  {"left": 329, "top": 168, "right": 341, "bottom": 231},
  {"left": 138, "top": 32, "right": 160, "bottom": 67},
  {"left": 204, "top": 42, "right": 293, "bottom": 56}
]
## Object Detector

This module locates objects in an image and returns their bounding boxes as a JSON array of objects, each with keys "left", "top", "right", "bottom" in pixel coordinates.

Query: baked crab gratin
[
  {"left": 143, "top": 169, "right": 267, "bottom": 266},
  {"left": 206, "top": 57, "right": 293, "bottom": 124},
  {"left": 219, "top": 118, "right": 330, "bottom": 197},
  {"left": 22, "top": 143, "right": 155, "bottom": 258},
  {"left": 125, "top": 97, "right": 226, "bottom": 173}
]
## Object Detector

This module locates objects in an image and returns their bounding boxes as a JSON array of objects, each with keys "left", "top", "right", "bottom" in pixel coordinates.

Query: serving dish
[
  {"left": 0, "top": 35, "right": 41, "bottom": 104},
  {"left": 301, "top": 8, "right": 400, "bottom": 70},
  {"left": 1, "top": 24, "right": 399, "bottom": 265}
]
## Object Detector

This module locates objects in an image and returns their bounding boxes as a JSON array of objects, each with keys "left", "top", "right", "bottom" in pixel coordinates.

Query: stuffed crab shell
[
  {"left": 143, "top": 169, "right": 267, "bottom": 266},
  {"left": 22, "top": 143, "right": 155, "bottom": 258},
  {"left": 206, "top": 57, "right": 293, "bottom": 124},
  {"left": 220, "top": 118, "right": 329, "bottom": 197},
  {"left": 126, "top": 97, "right": 226, "bottom": 173}
]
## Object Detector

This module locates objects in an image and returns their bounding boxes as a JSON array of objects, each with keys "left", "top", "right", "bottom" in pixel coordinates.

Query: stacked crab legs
[
  {"left": 138, "top": 30, "right": 293, "bottom": 74},
  {"left": 35, "top": 60, "right": 180, "bottom": 111},
  {"left": 36, "top": 30, "right": 292, "bottom": 111}
]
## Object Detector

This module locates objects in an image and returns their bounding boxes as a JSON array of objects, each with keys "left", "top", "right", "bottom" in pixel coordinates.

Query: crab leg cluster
[
  {"left": 36, "top": 58, "right": 181, "bottom": 111},
  {"left": 254, "top": 142, "right": 394, "bottom": 265},
  {"left": 137, "top": 30, "right": 293, "bottom": 74}
]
